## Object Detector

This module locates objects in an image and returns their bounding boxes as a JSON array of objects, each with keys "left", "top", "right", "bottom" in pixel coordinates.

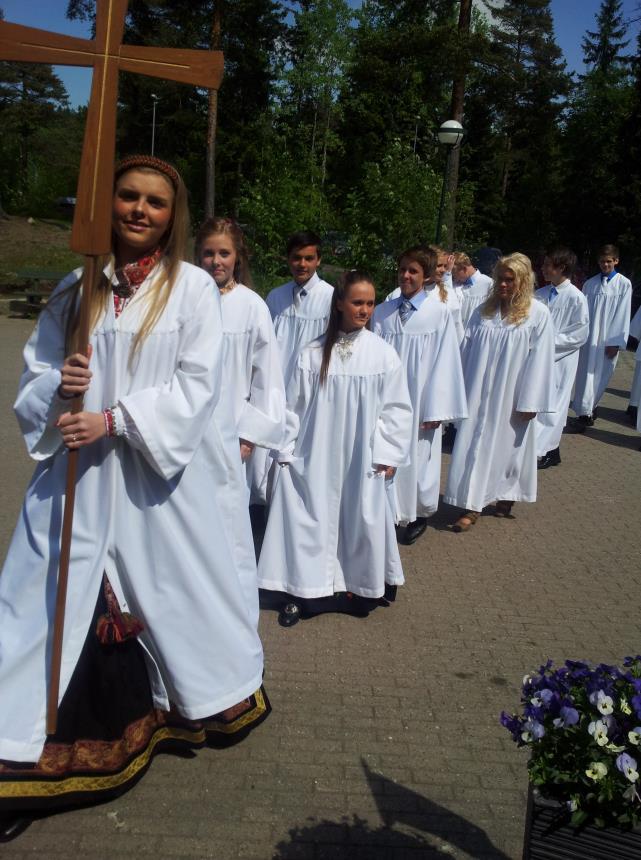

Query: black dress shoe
[
  {"left": 537, "top": 448, "right": 561, "bottom": 469},
  {"left": 563, "top": 416, "right": 587, "bottom": 434},
  {"left": 403, "top": 518, "right": 428, "bottom": 545},
  {"left": 0, "top": 813, "right": 32, "bottom": 843},
  {"left": 278, "top": 602, "right": 301, "bottom": 628}
]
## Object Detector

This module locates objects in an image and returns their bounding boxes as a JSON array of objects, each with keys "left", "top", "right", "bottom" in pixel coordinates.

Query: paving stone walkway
[{"left": 0, "top": 317, "right": 639, "bottom": 859}]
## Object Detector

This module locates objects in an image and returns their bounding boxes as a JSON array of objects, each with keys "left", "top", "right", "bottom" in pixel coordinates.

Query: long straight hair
[
  {"left": 319, "top": 270, "right": 374, "bottom": 386},
  {"left": 194, "top": 216, "right": 253, "bottom": 287},
  {"left": 59, "top": 163, "right": 189, "bottom": 357}
]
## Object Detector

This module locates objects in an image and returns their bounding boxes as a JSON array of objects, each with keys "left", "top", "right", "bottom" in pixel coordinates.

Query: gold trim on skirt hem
[{"left": 0, "top": 686, "right": 269, "bottom": 803}]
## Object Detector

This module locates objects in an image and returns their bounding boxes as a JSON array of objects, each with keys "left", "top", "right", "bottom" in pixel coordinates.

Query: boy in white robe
[
  {"left": 265, "top": 230, "right": 334, "bottom": 384},
  {"left": 451, "top": 252, "right": 493, "bottom": 329},
  {"left": 373, "top": 246, "right": 467, "bottom": 545},
  {"left": 254, "top": 232, "right": 334, "bottom": 506},
  {"left": 568, "top": 244, "right": 632, "bottom": 431},
  {"left": 534, "top": 247, "right": 589, "bottom": 468}
]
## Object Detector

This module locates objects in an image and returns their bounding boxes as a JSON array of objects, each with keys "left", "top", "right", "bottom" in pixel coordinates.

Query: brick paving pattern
[{"left": 0, "top": 317, "right": 638, "bottom": 859}]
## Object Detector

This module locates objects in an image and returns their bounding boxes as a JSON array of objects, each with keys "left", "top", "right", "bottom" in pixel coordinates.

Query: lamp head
[{"left": 437, "top": 119, "right": 464, "bottom": 146}]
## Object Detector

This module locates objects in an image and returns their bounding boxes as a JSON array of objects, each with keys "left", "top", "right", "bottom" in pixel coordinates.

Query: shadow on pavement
[
  {"left": 592, "top": 405, "right": 635, "bottom": 429},
  {"left": 271, "top": 761, "right": 513, "bottom": 859},
  {"left": 584, "top": 426, "right": 640, "bottom": 451}
]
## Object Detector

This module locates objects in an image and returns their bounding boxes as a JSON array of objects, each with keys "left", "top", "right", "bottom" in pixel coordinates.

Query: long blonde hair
[
  {"left": 60, "top": 158, "right": 190, "bottom": 357},
  {"left": 426, "top": 244, "right": 448, "bottom": 303},
  {"left": 481, "top": 252, "right": 534, "bottom": 326}
]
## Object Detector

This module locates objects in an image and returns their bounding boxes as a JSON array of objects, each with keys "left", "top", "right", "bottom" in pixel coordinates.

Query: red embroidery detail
[{"left": 113, "top": 248, "right": 163, "bottom": 318}]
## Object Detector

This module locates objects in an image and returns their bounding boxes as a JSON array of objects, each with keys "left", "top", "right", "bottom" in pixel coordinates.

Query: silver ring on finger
[{"left": 72, "top": 434, "right": 77, "bottom": 443}]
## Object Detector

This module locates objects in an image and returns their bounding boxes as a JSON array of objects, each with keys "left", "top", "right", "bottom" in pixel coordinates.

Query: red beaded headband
[{"left": 115, "top": 155, "right": 181, "bottom": 189}]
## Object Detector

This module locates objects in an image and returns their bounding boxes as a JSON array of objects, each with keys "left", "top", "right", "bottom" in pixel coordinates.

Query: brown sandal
[
  {"left": 494, "top": 500, "right": 515, "bottom": 518},
  {"left": 451, "top": 510, "right": 480, "bottom": 533}
]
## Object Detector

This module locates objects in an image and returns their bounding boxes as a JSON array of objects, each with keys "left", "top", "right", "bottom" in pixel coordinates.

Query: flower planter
[{"left": 523, "top": 788, "right": 641, "bottom": 860}]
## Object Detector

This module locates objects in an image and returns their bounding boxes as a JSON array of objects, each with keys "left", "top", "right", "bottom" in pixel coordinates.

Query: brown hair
[
  {"left": 598, "top": 243, "right": 619, "bottom": 259},
  {"left": 399, "top": 245, "right": 446, "bottom": 302},
  {"left": 194, "top": 217, "right": 253, "bottom": 287},
  {"left": 545, "top": 246, "right": 577, "bottom": 278},
  {"left": 319, "top": 270, "right": 372, "bottom": 386},
  {"left": 61, "top": 156, "right": 189, "bottom": 358},
  {"left": 481, "top": 252, "right": 535, "bottom": 326}
]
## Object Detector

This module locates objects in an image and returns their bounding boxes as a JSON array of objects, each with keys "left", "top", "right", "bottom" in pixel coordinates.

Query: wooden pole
[{"left": 45, "top": 260, "right": 96, "bottom": 734}]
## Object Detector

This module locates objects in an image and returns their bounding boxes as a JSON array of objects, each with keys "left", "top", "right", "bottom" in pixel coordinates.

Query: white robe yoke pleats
[
  {"left": 453, "top": 272, "right": 493, "bottom": 329},
  {"left": 257, "top": 329, "right": 413, "bottom": 600},
  {"left": 265, "top": 273, "right": 334, "bottom": 384},
  {"left": 534, "top": 282, "right": 589, "bottom": 455},
  {"left": 0, "top": 263, "right": 264, "bottom": 763},
  {"left": 373, "top": 299, "right": 467, "bottom": 524},
  {"left": 386, "top": 284, "right": 465, "bottom": 343},
  {"left": 443, "top": 300, "right": 555, "bottom": 512},
  {"left": 571, "top": 272, "right": 632, "bottom": 416}
]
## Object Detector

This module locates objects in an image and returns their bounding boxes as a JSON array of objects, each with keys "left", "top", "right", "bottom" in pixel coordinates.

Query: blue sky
[{"left": 1, "top": 0, "right": 640, "bottom": 107}]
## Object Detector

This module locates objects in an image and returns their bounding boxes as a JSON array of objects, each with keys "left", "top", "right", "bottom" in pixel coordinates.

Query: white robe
[
  {"left": 255, "top": 273, "right": 334, "bottom": 504},
  {"left": 629, "top": 305, "right": 641, "bottom": 410},
  {"left": 265, "top": 272, "right": 334, "bottom": 383},
  {"left": 219, "top": 285, "right": 286, "bottom": 505},
  {"left": 534, "top": 281, "right": 589, "bottom": 455},
  {"left": 453, "top": 271, "right": 493, "bottom": 329},
  {"left": 571, "top": 272, "right": 632, "bottom": 416},
  {"left": 386, "top": 283, "right": 465, "bottom": 343},
  {"left": 372, "top": 298, "right": 467, "bottom": 524},
  {"left": 443, "top": 300, "right": 555, "bottom": 512},
  {"left": 257, "top": 329, "right": 413, "bottom": 599},
  {"left": 0, "top": 262, "right": 264, "bottom": 763}
]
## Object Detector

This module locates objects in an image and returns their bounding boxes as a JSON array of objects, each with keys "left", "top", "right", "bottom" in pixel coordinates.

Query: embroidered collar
[{"left": 113, "top": 247, "right": 163, "bottom": 298}]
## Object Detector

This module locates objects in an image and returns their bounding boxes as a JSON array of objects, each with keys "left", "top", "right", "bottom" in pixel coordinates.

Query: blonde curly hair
[{"left": 481, "top": 252, "right": 535, "bottom": 326}]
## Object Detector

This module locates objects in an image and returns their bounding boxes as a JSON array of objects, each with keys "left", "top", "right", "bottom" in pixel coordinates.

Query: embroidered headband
[{"left": 115, "top": 155, "right": 181, "bottom": 189}]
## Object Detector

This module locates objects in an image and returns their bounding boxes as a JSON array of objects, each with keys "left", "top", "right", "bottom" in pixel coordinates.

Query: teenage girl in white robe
[
  {"left": 0, "top": 157, "right": 268, "bottom": 837},
  {"left": 195, "top": 217, "right": 286, "bottom": 514},
  {"left": 444, "top": 253, "right": 555, "bottom": 532},
  {"left": 372, "top": 246, "right": 467, "bottom": 545},
  {"left": 257, "top": 271, "right": 413, "bottom": 627}
]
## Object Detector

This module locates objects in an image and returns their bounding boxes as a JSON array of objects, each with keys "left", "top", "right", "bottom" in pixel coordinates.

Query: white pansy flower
[
  {"left": 586, "top": 762, "right": 608, "bottom": 781},
  {"left": 588, "top": 719, "right": 609, "bottom": 746}
]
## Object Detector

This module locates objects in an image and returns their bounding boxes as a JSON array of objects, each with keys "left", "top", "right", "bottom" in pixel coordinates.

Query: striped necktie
[{"left": 399, "top": 298, "right": 414, "bottom": 325}]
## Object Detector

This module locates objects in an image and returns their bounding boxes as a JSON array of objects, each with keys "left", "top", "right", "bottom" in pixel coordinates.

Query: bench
[{"left": 9, "top": 269, "right": 65, "bottom": 317}]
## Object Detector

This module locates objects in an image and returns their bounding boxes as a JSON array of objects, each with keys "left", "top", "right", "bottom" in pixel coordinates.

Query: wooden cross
[
  {"left": 0, "top": 0, "right": 223, "bottom": 254},
  {"left": 0, "top": 0, "right": 223, "bottom": 734}
]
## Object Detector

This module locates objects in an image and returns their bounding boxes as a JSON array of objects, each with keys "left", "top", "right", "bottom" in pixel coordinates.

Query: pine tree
[
  {"left": 468, "top": 0, "right": 570, "bottom": 249},
  {"left": 582, "top": 0, "right": 629, "bottom": 75}
]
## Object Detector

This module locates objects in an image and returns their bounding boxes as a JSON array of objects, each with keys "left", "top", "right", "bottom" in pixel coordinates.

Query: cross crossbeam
[{"left": 0, "top": 0, "right": 223, "bottom": 253}]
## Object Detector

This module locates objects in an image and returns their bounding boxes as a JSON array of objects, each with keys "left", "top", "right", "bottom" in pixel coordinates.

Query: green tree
[
  {"left": 558, "top": 0, "right": 633, "bottom": 262},
  {"left": 581, "top": 0, "right": 629, "bottom": 75},
  {"left": 0, "top": 20, "right": 71, "bottom": 213},
  {"left": 466, "top": 0, "right": 570, "bottom": 251}
]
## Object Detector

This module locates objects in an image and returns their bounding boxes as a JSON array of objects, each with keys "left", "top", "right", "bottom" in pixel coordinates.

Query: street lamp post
[
  {"left": 435, "top": 119, "right": 464, "bottom": 244},
  {"left": 150, "top": 93, "right": 160, "bottom": 156}
]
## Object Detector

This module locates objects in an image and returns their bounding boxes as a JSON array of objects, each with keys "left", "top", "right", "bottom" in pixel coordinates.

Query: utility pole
[
  {"left": 205, "top": 1, "right": 222, "bottom": 218},
  {"left": 443, "top": 0, "right": 472, "bottom": 246}
]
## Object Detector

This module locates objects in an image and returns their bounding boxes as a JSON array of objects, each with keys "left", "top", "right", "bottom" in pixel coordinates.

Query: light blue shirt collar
[{"left": 398, "top": 288, "right": 427, "bottom": 312}]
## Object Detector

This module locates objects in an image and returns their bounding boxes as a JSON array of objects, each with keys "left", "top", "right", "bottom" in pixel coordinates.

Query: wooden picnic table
[{"left": 8, "top": 269, "right": 65, "bottom": 317}]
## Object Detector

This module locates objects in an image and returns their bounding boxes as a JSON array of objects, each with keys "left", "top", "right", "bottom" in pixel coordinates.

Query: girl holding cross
[{"left": 0, "top": 156, "right": 268, "bottom": 838}]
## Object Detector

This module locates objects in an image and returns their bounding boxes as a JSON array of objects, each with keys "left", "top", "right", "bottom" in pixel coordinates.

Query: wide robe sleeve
[
  {"left": 554, "top": 297, "right": 589, "bottom": 361},
  {"left": 630, "top": 305, "right": 641, "bottom": 343},
  {"left": 13, "top": 270, "right": 82, "bottom": 459},
  {"left": 371, "top": 355, "right": 413, "bottom": 467},
  {"left": 119, "top": 284, "right": 224, "bottom": 481},
  {"left": 515, "top": 306, "right": 556, "bottom": 414},
  {"left": 270, "top": 356, "right": 306, "bottom": 464},
  {"left": 236, "top": 302, "right": 287, "bottom": 449},
  {"left": 420, "top": 312, "right": 467, "bottom": 422},
  {"left": 605, "top": 278, "right": 632, "bottom": 348}
]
